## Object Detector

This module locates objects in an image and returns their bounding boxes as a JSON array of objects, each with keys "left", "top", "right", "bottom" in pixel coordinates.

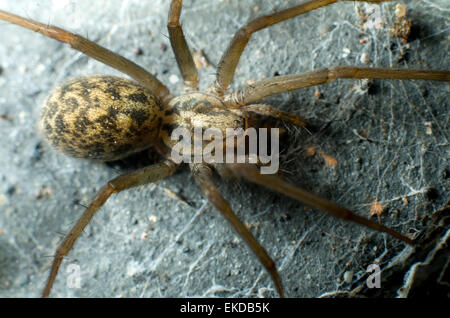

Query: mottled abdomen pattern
[{"left": 40, "top": 76, "right": 164, "bottom": 161}]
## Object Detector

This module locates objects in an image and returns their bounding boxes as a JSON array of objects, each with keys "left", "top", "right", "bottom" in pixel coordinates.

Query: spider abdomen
[{"left": 40, "top": 75, "right": 164, "bottom": 161}]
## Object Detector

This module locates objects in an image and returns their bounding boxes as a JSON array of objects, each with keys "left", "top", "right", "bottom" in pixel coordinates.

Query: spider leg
[
  {"left": 228, "top": 163, "right": 414, "bottom": 245},
  {"left": 224, "top": 66, "right": 450, "bottom": 106},
  {"left": 210, "top": 0, "right": 394, "bottom": 95},
  {"left": 168, "top": 0, "right": 199, "bottom": 92},
  {"left": 190, "top": 163, "right": 284, "bottom": 297},
  {"left": 0, "top": 10, "right": 172, "bottom": 103},
  {"left": 240, "top": 104, "right": 307, "bottom": 127},
  {"left": 42, "top": 160, "right": 178, "bottom": 297}
]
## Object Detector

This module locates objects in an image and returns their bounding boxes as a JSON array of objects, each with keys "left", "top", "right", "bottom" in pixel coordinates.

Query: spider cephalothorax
[
  {"left": 160, "top": 92, "right": 247, "bottom": 157},
  {"left": 0, "top": 0, "right": 448, "bottom": 297}
]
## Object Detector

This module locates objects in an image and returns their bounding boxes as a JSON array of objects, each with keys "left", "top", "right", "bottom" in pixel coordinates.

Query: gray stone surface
[{"left": 0, "top": 0, "right": 448, "bottom": 297}]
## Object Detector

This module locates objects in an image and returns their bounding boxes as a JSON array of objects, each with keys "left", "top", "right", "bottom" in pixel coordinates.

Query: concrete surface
[{"left": 0, "top": 0, "right": 448, "bottom": 297}]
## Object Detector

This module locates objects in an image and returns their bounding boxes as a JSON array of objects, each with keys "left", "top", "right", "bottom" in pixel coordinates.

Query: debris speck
[
  {"left": 318, "top": 150, "right": 338, "bottom": 169},
  {"left": 36, "top": 185, "right": 53, "bottom": 200},
  {"left": 425, "top": 122, "right": 432, "bottom": 135},
  {"left": 395, "top": 3, "right": 407, "bottom": 18},
  {"left": 257, "top": 288, "right": 270, "bottom": 298},
  {"left": 134, "top": 47, "right": 143, "bottom": 56},
  {"left": 159, "top": 43, "right": 168, "bottom": 52},
  {"left": 391, "top": 16, "right": 412, "bottom": 41},
  {"left": 306, "top": 146, "right": 316, "bottom": 156},
  {"left": 245, "top": 222, "right": 259, "bottom": 231},
  {"left": 370, "top": 202, "right": 386, "bottom": 216},
  {"left": 0, "top": 114, "right": 12, "bottom": 121},
  {"left": 319, "top": 23, "right": 329, "bottom": 34},
  {"left": 342, "top": 48, "right": 351, "bottom": 58},
  {"left": 163, "top": 187, "right": 189, "bottom": 205},
  {"left": 193, "top": 50, "right": 211, "bottom": 69},
  {"left": 305, "top": 146, "right": 337, "bottom": 169},
  {"left": 314, "top": 89, "right": 322, "bottom": 99},
  {"left": 169, "top": 74, "right": 179, "bottom": 84},
  {"left": 391, "top": 4, "right": 412, "bottom": 41},
  {"left": 126, "top": 260, "right": 144, "bottom": 277}
]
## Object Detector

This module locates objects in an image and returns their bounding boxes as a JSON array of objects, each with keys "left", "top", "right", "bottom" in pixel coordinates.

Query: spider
[{"left": 0, "top": 0, "right": 448, "bottom": 297}]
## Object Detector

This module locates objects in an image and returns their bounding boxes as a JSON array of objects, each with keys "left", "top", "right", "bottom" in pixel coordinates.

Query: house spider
[{"left": 0, "top": 0, "right": 448, "bottom": 297}]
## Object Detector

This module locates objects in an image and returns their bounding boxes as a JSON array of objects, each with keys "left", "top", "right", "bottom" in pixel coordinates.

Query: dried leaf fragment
[{"left": 370, "top": 202, "right": 386, "bottom": 216}]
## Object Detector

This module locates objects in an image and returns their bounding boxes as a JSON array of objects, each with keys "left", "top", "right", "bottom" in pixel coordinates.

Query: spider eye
[{"left": 40, "top": 75, "right": 164, "bottom": 161}]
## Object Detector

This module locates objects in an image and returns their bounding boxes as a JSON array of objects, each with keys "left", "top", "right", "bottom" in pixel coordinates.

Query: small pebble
[
  {"left": 169, "top": 74, "right": 179, "bottom": 84},
  {"left": 343, "top": 271, "right": 353, "bottom": 284},
  {"left": 360, "top": 52, "right": 370, "bottom": 64}
]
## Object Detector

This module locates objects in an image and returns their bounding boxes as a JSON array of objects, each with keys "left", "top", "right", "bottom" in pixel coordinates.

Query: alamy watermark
[
  {"left": 66, "top": 263, "right": 81, "bottom": 290},
  {"left": 366, "top": 263, "right": 381, "bottom": 288},
  {"left": 170, "top": 127, "right": 280, "bottom": 174}
]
